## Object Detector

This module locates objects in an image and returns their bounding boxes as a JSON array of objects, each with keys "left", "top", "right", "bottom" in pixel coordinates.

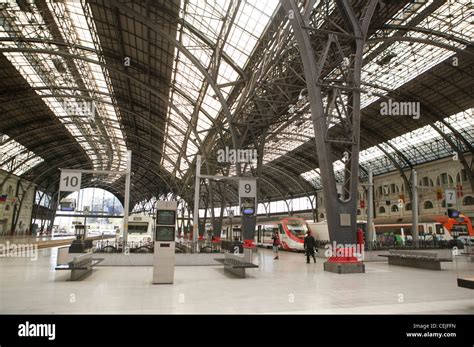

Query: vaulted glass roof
[
  {"left": 0, "top": 134, "right": 44, "bottom": 176},
  {"left": 301, "top": 110, "right": 474, "bottom": 188},
  {"left": 0, "top": 1, "right": 126, "bottom": 179},
  {"left": 0, "top": 0, "right": 471, "bottom": 205},
  {"left": 163, "top": 0, "right": 279, "bottom": 176},
  {"left": 264, "top": 0, "right": 472, "bottom": 168}
]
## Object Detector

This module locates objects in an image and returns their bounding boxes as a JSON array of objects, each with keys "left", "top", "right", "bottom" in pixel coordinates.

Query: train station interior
[{"left": 0, "top": 0, "right": 473, "bottom": 322}]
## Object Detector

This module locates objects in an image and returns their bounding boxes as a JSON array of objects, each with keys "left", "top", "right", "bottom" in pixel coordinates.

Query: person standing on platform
[
  {"left": 272, "top": 231, "right": 280, "bottom": 260},
  {"left": 304, "top": 231, "right": 317, "bottom": 263}
]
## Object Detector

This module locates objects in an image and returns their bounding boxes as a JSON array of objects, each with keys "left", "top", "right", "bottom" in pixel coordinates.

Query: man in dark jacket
[
  {"left": 272, "top": 231, "right": 279, "bottom": 260},
  {"left": 304, "top": 231, "right": 317, "bottom": 263}
]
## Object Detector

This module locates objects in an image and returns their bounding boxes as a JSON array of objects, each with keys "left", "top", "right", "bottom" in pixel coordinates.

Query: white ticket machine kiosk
[{"left": 153, "top": 201, "right": 177, "bottom": 284}]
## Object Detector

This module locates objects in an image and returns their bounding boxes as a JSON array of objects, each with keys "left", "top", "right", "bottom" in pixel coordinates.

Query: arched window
[
  {"left": 405, "top": 202, "right": 412, "bottom": 211},
  {"left": 419, "top": 177, "right": 434, "bottom": 187},
  {"left": 379, "top": 206, "right": 386, "bottom": 214},
  {"left": 390, "top": 184, "right": 400, "bottom": 194},
  {"left": 357, "top": 209, "right": 361, "bottom": 215},
  {"left": 319, "top": 213, "right": 325, "bottom": 219},
  {"left": 424, "top": 201, "right": 434, "bottom": 209},
  {"left": 436, "top": 173, "right": 454, "bottom": 187},
  {"left": 463, "top": 196, "right": 474, "bottom": 206},
  {"left": 460, "top": 169, "right": 468, "bottom": 182},
  {"left": 391, "top": 205, "right": 399, "bottom": 212},
  {"left": 7, "top": 185, "right": 13, "bottom": 195}
]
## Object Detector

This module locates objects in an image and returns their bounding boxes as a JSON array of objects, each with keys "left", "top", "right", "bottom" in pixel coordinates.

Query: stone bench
[
  {"left": 214, "top": 249, "right": 258, "bottom": 278},
  {"left": 56, "top": 252, "right": 104, "bottom": 280},
  {"left": 379, "top": 250, "right": 451, "bottom": 270}
]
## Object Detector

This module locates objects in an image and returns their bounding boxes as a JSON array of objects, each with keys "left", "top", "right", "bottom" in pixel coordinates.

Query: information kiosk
[
  {"left": 153, "top": 201, "right": 177, "bottom": 284},
  {"left": 69, "top": 224, "right": 92, "bottom": 253}
]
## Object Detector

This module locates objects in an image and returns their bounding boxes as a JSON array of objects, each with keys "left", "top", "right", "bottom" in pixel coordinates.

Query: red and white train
[
  {"left": 221, "top": 216, "right": 308, "bottom": 251},
  {"left": 220, "top": 211, "right": 473, "bottom": 251}
]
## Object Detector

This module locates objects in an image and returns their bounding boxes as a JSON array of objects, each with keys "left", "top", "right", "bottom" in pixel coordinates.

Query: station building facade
[
  {"left": 0, "top": 169, "right": 36, "bottom": 236},
  {"left": 317, "top": 153, "right": 473, "bottom": 221}
]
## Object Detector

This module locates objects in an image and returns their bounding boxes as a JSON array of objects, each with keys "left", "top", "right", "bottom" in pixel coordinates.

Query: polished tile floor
[{"left": 0, "top": 247, "right": 472, "bottom": 314}]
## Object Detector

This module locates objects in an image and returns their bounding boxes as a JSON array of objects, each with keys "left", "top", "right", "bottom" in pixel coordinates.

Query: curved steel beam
[
  {"left": 375, "top": 24, "right": 472, "bottom": 46},
  {"left": 0, "top": 94, "right": 197, "bottom": 173},
  {"left": 0, "top": 36, "right": 228, "bottom": 141},
  {"left": 366, "top": 36, "right": 474, "bottom": 57},
  {"left": 0, "top": 46, "right": 215, "bottom": 174},
  {"left": 107, "top": 1, "right": 241, "bottom": 172}
]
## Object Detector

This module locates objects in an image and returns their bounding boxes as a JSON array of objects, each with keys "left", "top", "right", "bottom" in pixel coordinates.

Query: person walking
[
  {"left": 272, "top": 230, "right": 280, "bottom": 260},
  {"left": 304, "top": 230, "right": 317, "bottom": 263}
]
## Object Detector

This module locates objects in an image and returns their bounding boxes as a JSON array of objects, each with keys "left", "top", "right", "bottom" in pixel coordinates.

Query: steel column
[
  {"left": 122, "top": 150, "right": 132, "bottom": 250},
  {"left": 282, "top": 0, "right": 378, "bottom": 245},
  {"left": 411, "top": 170, "right": 419, "bottom": 244},
  {"left": 367, "top": 168, "right": 374, "bottom": 250},
  {"left": 193, "top": 155, "right": 202, "bottom": 251}
]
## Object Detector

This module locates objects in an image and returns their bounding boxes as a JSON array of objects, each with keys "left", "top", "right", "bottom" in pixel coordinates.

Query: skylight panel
[
  {"left": 0, "top": 135, "right": 44, "bottom": 176},
  {"left": 167, "top": 0, "right": 279, "bottom": 169},
  {"left": 298, "top": 109, "right": 473, "bottom": 185},
  {"left": 0, "top": 1, "right": 127, "bottom": 178},
  {"left": 362, "top": 1, "right": 470, "bottom": 98}
]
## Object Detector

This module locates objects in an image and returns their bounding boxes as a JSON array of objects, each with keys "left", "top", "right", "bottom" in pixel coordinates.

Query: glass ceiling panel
[
  {"left": 264, "top": 0, "right": 471, "bottom": 166},
  {"left": 360, "top": 0, "right": 472, "bottom": 108},
  {"left": 300, "top": 110, "right": 474, "bottom": 188},
  {"left": 165, "top": 0, "right": 279, "bottom": 175},
  {"left": 0, "top": 1, "right": 127, "bottom": 180},
  {"left": 0, "top": 134, "right": 44, "bottom": 176}
]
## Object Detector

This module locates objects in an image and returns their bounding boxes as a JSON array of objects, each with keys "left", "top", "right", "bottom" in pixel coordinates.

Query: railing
[
  {"left": 316, "top": 239, "right": 464, "bottom": 251},
  {"left": 94, "top": 239, "right": 224, "bottom": 254},
  {"left": 95, "top": 239, "right": 153, "bottom": 253}
]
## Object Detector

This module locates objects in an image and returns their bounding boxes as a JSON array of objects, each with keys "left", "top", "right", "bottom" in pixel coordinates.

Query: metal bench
[
  {"left": 379, "top": 250, "right": 451, "bottom": 270},
  {"left": 214, "top": 249, "right": 258, "bottom": 278},
  {"left": 55, "top": 252, "right": 104, "bottom": 280}
]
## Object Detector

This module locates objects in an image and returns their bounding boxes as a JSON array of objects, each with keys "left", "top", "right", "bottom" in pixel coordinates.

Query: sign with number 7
[{"left": 445, "top": 189, "right": 456, "bottom": 204}]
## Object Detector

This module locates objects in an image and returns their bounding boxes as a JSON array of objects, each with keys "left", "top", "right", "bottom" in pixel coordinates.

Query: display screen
[
  {"left": 448, "top": 208, "right": 461, "bottom": 218},
  {"left": 155, "top": 226, "right": 175, "bottom": 241},
  {"left": 157, "top": 210, "right": 176, "bottom": 225},
  {"left": 241, "top": 197, "right": 255, "bottom": 216},
  {"left": 243, "top": 207, "right": 254, "bottom": 215},
  {"left": 60, "top": 203, "right": 75, "bottom": 211}
]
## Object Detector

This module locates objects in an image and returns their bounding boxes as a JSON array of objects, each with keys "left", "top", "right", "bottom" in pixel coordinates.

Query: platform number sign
[
  {"left": 445, "top": 189, "right": 456, "bottom": 204},
  {"left": 239, "top": 179, "right": 256, "bottom": 198},
  {"left": 59, "top": 170, "right": 82, "bottom": 192}
]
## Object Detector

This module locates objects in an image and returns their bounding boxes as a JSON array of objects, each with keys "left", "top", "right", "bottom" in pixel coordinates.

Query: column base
[{"left": 324, "top": 261, "right": 365, "bottom": 274}]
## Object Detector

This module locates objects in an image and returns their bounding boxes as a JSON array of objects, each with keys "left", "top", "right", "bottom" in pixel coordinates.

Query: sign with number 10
[{"left": 59, "top": 171, "right": 82, "bottom": 192}]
